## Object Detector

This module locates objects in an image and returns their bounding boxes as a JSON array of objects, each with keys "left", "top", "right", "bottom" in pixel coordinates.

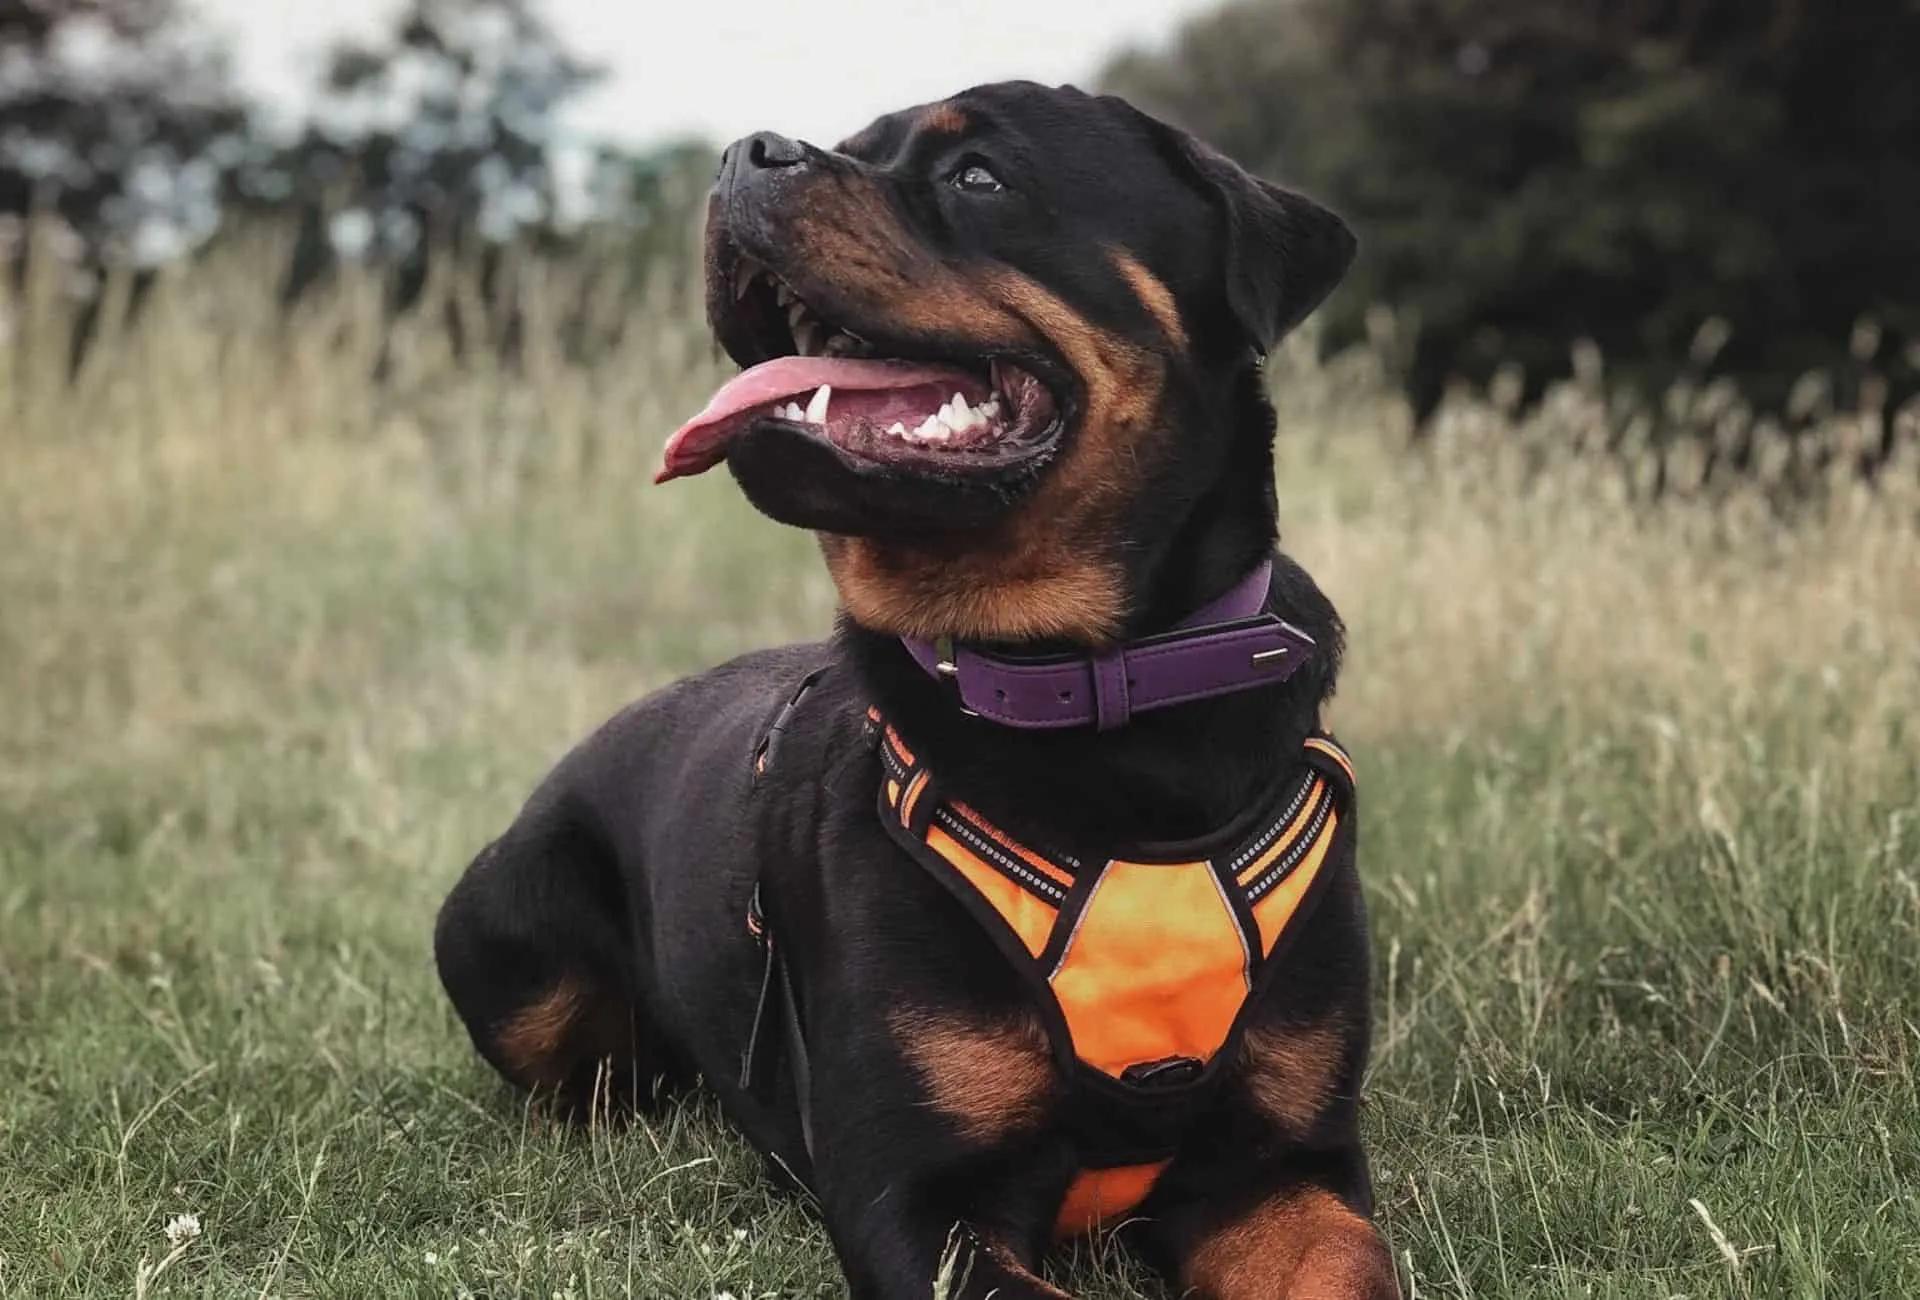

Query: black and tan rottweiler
[{"left": 434, "top": 81, "right": 1398, "bottom": 1299}]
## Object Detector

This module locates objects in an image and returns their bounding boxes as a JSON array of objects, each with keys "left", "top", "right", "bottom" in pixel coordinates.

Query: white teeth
[
  {"left": 888, "top": 422, "right": 908, "bottom": 436},
  {"left": 778, "top": 402, "right": 803, "bottom": 421},
  {"left": 805, "top": 385, "right": 831, "bottom": 424},
  {"left": 775, "top": 282, "right": 795, "bottom": 306}
]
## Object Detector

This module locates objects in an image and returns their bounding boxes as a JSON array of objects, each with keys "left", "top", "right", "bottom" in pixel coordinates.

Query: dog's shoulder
[{"left": 532, "top": 642, "right": 868, "bottom": 839}]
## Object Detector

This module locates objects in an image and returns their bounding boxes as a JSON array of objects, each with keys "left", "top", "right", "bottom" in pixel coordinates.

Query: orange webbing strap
[
  {"left": 1238, "top": 732, "right": 1353, "bottom": 955},
  {"left": 880, "top": 723, "right": 1071, "bottom": 959},
  {"left": 1056, "top": 1163, "right": 1167, "bottom": 1237}
]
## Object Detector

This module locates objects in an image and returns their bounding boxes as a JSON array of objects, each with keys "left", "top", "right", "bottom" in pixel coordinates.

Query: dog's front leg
[
  {"left": 1153, "top": 1158, "right": 1399, "bottom": 1300},
  {"left": 802, "top": 1008, "right": 1078, "bottom": 1300},
  {"left": 826, "top": 1203, "right": 1075, "bottom": 1300}
]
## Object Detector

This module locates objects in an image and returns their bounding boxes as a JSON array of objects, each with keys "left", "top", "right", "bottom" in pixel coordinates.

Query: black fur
[{"left": 435, "top": 82, "right": 1395, "bottom": 1299}]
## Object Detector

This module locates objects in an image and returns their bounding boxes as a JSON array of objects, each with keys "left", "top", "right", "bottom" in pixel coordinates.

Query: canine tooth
[
  {"left": 805, "top": 385, "right": 831, "bottom": 424},
  {"left": 775, "top": 282, "right": 795, "bottom": 307},
  {"left": 794, "top": 320, "right": 824, "bottom": 356}
]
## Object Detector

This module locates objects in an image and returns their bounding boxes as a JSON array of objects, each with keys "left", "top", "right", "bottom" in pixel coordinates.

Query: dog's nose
[
  {"left": 720, "top": 131, "right": 809, "bottom": 187},
  {"left": 742, "top": 132, "right": 807, "bottom": 170}
]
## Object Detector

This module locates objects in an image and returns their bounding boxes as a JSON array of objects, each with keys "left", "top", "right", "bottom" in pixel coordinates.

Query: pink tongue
[{"left": 657, "top": 356, "right": 971, "bottom": 483}]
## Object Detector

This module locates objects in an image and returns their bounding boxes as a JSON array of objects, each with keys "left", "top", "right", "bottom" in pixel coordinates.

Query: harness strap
[{"left": 739, "top": 669, "right": 832, "bottom": 1167}]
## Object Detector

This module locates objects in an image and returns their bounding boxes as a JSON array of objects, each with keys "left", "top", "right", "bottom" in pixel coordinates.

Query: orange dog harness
[{"left": 872, "top": 711, "right": 1356, "bottom": 1236}]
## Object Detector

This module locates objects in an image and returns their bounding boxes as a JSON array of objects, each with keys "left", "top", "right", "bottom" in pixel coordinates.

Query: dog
[{"left": 434, "top": 81, "right": 1398, "bottom": 1299}]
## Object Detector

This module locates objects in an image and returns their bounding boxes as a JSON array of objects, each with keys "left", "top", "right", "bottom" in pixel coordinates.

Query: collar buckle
[{"left": 931, "top": 636, "right": 977, "bottom": 717}]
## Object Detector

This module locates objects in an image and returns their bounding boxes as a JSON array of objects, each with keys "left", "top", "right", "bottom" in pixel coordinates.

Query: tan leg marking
[
  {"left": 890, "top": 1010, "right": 1055, "bottom": 1145},
  {"left": 1240, "top": 1023, "right": 1348, "bottom": 1137},
  {"left": 1186, "top": 1188, "right": 1398, "bottom": 1299},
  {"left": 493, "top": 977, "right": 587, "bottom": 1086}
]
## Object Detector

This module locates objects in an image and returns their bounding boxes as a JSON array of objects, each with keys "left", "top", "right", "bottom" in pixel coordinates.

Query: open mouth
[{"left": 657, "top": 251, "right": 1067, "bottom": 485}]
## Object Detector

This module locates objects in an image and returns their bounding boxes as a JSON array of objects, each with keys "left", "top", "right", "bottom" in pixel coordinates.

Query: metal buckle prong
[
  {"left": 934, "top": 636, "right": 959, "bottom": 678},
  {"left": 932, "top": 636, "right": 977, "bottom": 716}
]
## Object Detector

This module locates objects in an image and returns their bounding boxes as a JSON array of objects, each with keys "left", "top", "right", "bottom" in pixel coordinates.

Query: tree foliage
[
  {"left": 0, "top": 0, "right": 246, "bottom": 262},
  {"left": 1105, "top": 0, "right": 1920, "bottom": 420}
]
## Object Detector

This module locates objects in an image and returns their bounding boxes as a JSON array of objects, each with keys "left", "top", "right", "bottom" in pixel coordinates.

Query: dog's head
[{"left": 659, "top": 82, "right": 1354, "bottom": 646}]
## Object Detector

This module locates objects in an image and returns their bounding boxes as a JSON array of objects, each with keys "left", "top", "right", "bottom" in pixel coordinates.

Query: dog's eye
[{"left": 947, "top": 160, "right": 1005, "bottom": 194}]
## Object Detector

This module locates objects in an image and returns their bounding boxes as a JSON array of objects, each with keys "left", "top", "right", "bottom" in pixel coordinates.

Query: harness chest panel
[{"left": 873, "top": 712, "right": 1356, "bottom": 1236}]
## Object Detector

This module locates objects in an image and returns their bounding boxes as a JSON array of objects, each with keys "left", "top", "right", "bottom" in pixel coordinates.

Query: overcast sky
[{"left": 187, "top": 0, "right": 1211, "bottom": 151}]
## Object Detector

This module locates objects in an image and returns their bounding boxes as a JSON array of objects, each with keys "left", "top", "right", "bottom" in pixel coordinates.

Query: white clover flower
[{"left": 163, "top": 1213, "right": 201, "bottom": 1249}]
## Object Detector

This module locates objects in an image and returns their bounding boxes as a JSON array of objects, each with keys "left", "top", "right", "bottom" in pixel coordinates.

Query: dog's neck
[{"left": 842, "top": 546, "right": 1341, "bottom": 849}]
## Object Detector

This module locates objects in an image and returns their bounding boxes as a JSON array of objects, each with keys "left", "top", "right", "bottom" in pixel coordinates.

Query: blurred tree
[
  {"left": 0, "top": 0, "right": 247, "bottom": 263},
  {"left": 229, "top": 0, "right": 606, "bottom": 305},
  {"left": 580, "top": 138, "right": 713, "bottom": 262},
  {"left": 1105, "top": 0, "right": 1920, "bottom": 423}
]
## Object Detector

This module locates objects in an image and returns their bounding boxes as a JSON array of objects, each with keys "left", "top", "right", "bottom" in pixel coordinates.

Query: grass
[{"left": 2, "top": 234, "right": 1917, "bottom": 1298}]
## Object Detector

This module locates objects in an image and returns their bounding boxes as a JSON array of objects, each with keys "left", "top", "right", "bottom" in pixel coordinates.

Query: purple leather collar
[{"left": 901, "top": 558, "right": 1316, "bottom": 730}]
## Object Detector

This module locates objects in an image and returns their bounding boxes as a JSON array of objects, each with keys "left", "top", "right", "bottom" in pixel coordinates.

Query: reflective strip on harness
[{"left": 875, "top": 721, "right": 1355, "bottom": 1237}]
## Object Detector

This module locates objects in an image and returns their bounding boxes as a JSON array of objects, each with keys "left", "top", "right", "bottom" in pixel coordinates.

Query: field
[{"left": 3, "top": 239, "right": 1917, "bottom": 1299}]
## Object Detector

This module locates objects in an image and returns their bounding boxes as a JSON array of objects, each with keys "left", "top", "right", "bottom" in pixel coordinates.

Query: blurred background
[
  {"left": 4, "top": 4, "right": 1918, "bottom": 1297},
  {"left": 6, "top": 0, "right": 1918, "bottom": 436}
]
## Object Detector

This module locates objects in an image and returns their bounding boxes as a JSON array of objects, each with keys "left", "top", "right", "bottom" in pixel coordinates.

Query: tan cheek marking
[
  {"left": 1240, "top": 1023, "right": 1349, "bottom": 1137},
  {"left": 782, "top": 191, "right": 1176, "bottom": 644},
  {"left": 1185, "top": 1188, "right": 1397, "bottom": 1299},
  {"left": 986, "top": 266, "right": 1168, "bottom": 477},
  {"left": 889, "top": 1009, "right": 1054, "bottom": 1145},
  {"left": 788, "top": 186, "right": 1035, "bottom": 346},
  {"left": 1107, "top": 247, "right": 1189, "bottom": 351},
  {"left": 493, "top": 978, "right": 587, "bottom": 1085}
]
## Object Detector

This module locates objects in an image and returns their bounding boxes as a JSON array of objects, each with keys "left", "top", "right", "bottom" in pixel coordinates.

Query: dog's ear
[{"left": 1112, "top": 100, "right": 1357, "bottom": 355}]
